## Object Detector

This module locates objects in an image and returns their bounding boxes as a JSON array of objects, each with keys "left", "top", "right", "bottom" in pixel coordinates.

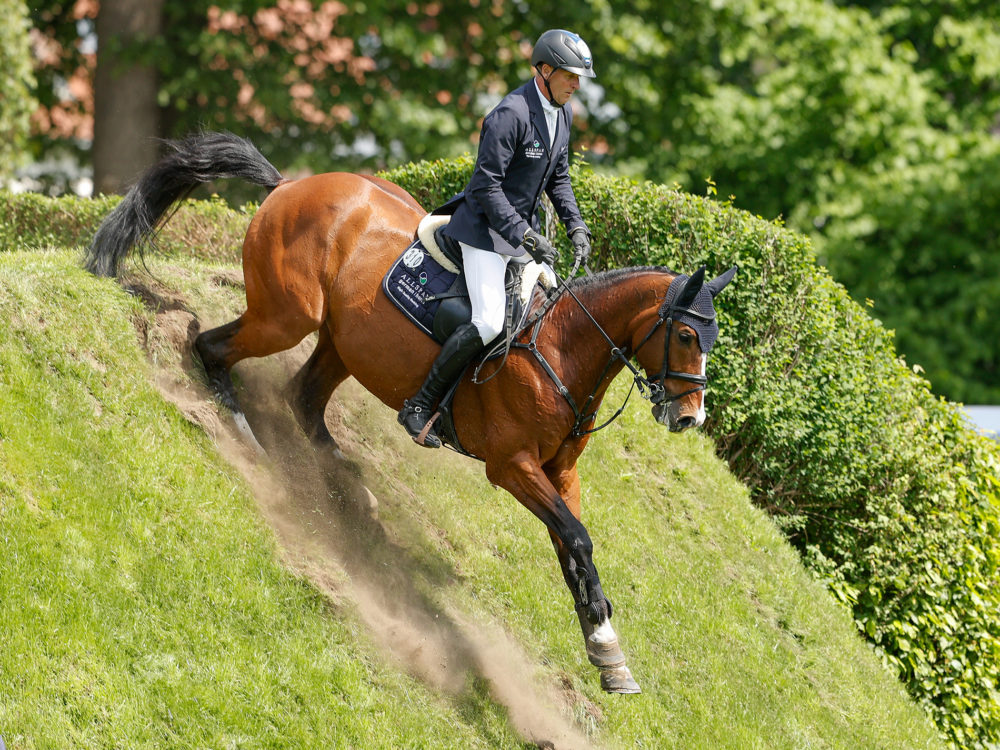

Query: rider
[{"left": 398, "top": 28, "right": 596, "bottom": 448}]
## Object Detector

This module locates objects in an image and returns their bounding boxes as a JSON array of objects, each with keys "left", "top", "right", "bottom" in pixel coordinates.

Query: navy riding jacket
[{"left": 439, "top": 80, "right": 587, "bottom": 256}]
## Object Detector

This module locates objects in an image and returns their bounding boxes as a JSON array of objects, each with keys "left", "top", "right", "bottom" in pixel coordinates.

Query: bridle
[
  {"left": 632, "top": 288, "right": 713, "bottom": 407},
  {"left": 512, "top": 271, "right": 713, "bottom": 437}
]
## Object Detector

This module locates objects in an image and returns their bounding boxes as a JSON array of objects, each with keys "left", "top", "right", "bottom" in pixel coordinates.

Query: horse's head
[{"left": 634, "top": 266, "right": 737, "bottom": 432}]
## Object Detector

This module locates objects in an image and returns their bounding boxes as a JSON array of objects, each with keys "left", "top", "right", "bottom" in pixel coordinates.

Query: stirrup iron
[{"left": 398, "top": 400, "right": 442, "bottom": 448}]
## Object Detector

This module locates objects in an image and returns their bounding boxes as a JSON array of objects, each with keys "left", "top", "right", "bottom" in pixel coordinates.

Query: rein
[{"left": 515, "top": 268, "right": 710, "bottom": 437}]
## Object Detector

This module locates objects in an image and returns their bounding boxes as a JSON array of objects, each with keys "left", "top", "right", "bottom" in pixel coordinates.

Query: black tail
[{"left": 85, "top": 131, "right": 284, "bottom": 277}]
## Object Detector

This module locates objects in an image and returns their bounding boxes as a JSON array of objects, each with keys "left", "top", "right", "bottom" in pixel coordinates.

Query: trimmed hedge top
[{"left": 0, "top": 189, "right": 250, "bottom": 265}]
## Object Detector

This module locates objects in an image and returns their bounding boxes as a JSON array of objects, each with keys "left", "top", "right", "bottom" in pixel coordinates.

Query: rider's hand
[
  {"left": 522, "top": 228, "right": 557, "bottom": 266},
  {"left": 569, "top": 226, "right": 591, "bottom": 266}
]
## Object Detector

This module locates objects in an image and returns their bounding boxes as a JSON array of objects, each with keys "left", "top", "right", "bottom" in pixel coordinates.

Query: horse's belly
[{"left": 331, "top": 291, "right": 441, "bottom": 412}]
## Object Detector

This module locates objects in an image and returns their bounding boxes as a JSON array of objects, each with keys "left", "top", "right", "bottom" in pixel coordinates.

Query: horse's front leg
[
  {"left": 489, "top": 452, "right": 640, "bottom": 693},
  {"left": 544, "top": 462, "right": 641, "bottom": 694}
]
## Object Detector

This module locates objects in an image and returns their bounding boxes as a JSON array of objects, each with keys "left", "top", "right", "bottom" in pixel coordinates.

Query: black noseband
[{"left": 636, "top": 304, "right": 713, "bottom": 405}]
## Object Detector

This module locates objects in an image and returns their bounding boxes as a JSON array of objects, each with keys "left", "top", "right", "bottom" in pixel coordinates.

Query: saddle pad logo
[
  {"left": 402, "top": 246, "right": 425, "bottom": 268},
  {"left": 382, "top": 239, "right": 460, "bottom": 342}
]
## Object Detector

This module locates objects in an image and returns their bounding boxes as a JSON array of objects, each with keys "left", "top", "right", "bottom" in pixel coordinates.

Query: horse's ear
[
  {"left": 705, "top": 265, "right": 738, "bottom": 298},
  {"left": 675, "top": 266, "right": 706, "bottom": 308}
]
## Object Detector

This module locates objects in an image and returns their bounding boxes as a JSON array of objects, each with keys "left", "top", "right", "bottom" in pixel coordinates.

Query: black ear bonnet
[{"left": 658, "top": 266, "right": 737, "bottom": 353}]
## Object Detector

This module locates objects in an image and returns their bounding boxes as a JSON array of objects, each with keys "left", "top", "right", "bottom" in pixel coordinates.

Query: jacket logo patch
[{"left": 525, "top": 139, "right": 545, "bottom": 159}]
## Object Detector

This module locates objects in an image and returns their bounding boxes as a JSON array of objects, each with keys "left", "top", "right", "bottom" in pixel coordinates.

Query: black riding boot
[{"left": 398, "top": 322, "right": 484, "bottom": 448}]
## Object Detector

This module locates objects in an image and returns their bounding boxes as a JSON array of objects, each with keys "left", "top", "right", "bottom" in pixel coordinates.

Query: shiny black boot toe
[{"left": 398, "top": 400, "right": 442, "bottom": 448}]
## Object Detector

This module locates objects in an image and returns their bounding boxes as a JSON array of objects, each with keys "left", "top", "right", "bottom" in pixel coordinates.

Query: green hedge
[
  {"left": 0, "top": 189, "right": 251, "bottom": 265},
  {"left": 382, "top": 159, "right": 1000, "bottom": 749}
]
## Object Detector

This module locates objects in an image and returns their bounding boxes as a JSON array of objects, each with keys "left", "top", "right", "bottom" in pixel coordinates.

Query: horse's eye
[{"left": 678, "top": 331, "right": 694, "bottom": 345}]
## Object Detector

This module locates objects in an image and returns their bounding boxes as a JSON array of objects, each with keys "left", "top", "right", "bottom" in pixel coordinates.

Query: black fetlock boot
[{"left": 398, "top": 322, "right": 484, "bottom": 448}]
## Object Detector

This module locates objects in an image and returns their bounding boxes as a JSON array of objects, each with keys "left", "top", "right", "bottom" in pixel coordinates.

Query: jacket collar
[{"left": 524, "top": 80, "right": 559, "bottom": 154}]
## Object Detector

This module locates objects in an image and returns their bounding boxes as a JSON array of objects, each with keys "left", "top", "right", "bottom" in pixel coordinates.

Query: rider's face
[{"left": 539, "top": 66, "right": 580, "bottom": 106}]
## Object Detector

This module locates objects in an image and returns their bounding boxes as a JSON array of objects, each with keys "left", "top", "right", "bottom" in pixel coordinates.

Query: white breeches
[
  {"left": 460, "top": 242, "right": 556, "bottom": 344},
  {"left": 460, "top": 243, "right": 514, "bottom": 344}
]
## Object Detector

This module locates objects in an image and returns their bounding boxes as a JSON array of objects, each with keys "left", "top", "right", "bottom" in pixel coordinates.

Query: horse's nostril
[{"left": 677, "top": 416, "right": 696, "bottom": 430}]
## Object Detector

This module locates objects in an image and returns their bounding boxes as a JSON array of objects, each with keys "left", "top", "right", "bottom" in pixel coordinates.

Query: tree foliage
[
  {"left": 622, "top": 0, "right": 1000, "bottom": 403},
  {"left": 816, "top": 135, "right": 1000, "bottom": 403},
  {"left": 0, "top": 0, "right": 37, "bottom": 179}
]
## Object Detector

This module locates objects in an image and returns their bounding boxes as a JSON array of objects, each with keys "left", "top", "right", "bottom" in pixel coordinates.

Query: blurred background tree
[
  {"left": 0, "top": 0, "right": 37, "bottom": 181},
  {"left": 92, "top": 0, "right": 164, "bottom": 194},
  {"left": 16, "top": 0, "right": 1000, "bottom": 403}
]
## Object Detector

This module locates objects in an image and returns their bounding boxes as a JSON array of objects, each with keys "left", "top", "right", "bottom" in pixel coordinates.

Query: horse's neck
[
  {"left": 566, "top": 270, "right": 671, "bottom": 349},
  {"left": 552, "top": 270, "right": 672, "bottom": 389}
]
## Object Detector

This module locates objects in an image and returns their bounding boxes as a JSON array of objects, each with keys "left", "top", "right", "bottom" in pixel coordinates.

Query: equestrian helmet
[{"left": 531, "top": 29, "right": 596, "bottom": 78}]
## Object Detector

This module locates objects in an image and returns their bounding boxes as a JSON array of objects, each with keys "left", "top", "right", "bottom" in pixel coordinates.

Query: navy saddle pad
[
  {"left": 381, "top": 237, "right": 462, "bottom": 341},
  {"left": 382, "top": 234, "right": 541, "bottom": 345}
]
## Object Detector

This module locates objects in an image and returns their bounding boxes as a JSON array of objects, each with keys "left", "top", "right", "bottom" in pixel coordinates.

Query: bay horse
[{"left": 86, "top": 131, "right": 736, "bottom": 694}]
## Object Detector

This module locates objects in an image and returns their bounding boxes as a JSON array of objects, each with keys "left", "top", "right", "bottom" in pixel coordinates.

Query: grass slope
[
  {"left": 0, "top": 251, "right": 516, "bottom": 749},
  {"left": 0, "top": 246, "right": 944, "bottom": 749}
]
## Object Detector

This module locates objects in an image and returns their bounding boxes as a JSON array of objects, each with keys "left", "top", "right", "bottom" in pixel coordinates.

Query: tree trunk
[{"left": 92, "top": 0, "right": 165, "bottom": 195}]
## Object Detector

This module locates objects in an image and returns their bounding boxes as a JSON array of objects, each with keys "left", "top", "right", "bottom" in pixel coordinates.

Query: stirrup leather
[{"left": 415, "top": 411, "right": 441, "bottom": 446}]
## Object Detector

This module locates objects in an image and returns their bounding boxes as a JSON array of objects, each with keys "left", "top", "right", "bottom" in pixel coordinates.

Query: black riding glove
[
  {"left": 569, "top": 226, "right": 591, "bottom": 266},
  {"left": 522, "top": 228, "right": 557, "bottom": 266}
]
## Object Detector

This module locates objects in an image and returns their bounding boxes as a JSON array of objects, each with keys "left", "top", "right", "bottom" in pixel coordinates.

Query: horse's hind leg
[
  {"left": 195, "top": 309, "right": 317, "bottom": 451},
  {"left": 285, "top": 322, "right": 381, "bottom": 523},
  {"left": 195, "top": 318, "right": 245, "bottom": 414},
  {"left": 285, "top": 322, "right": 349, "bottom": 458}
]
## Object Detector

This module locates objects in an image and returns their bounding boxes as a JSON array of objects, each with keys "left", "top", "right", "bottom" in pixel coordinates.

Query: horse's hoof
[
  {"left": 586, "top": 636, "right": 626, "bottom": 669},
  {"left": 600, "top": 665, "right": 641, "bottom": 694}
]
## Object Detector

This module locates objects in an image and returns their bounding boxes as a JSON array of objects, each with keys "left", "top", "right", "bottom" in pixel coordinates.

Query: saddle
[
  {"left": 381, "top": 214, "right": 556, "bottom": 456},
  {"left": 381, "top": 214, "right": 553, "bottom": 345}
]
